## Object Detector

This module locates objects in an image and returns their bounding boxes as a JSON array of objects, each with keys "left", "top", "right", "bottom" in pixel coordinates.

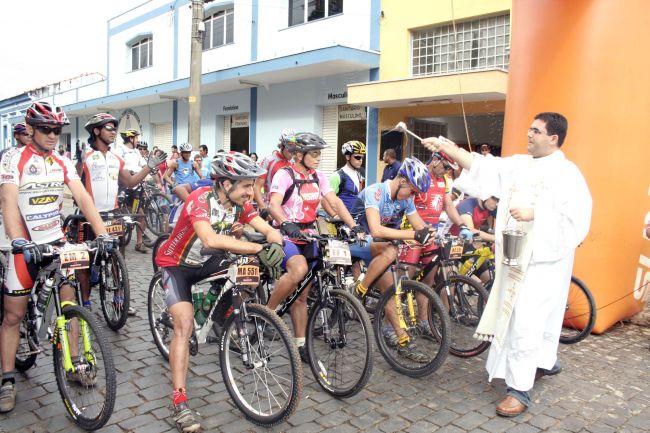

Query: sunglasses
[
  {"left": 35, "top": 125, "right": 63, "bottom": 136},
  {"left": 352, "top": 155, "right": 364, "bottom": 161},
  {"left": 103, "top": 125, "right": 117, "bottom": 132},
  {"left": 307, "top": 150, "right": 322, "bottom": 157}
]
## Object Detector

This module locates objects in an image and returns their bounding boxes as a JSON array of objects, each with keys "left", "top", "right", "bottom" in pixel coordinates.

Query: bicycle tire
[
  {"left": 433, "top": 275, "right": 490, "bottom": 358},
  {"left": 306, "top": 289, "right": 374, "bottom": 397},
  {"left": 220, "top": 303, "right": 302, "bottom": 426},
  {"left": 52, "top": 304, "right": 116, "bottom": 430},
  {"left": 374, "top": 280, "right": 450, "bottom": 378},
  {"left": 147, "top": 271, "right": 173, "bottom": 361},
  {"left": 144, "top": 193, "right": 172, "bottom": 236},
  {"left": 99, "top": 250, "right": 130, "bottom": 331},
  {"left": 151, "top": 233, "right": 171, "bottom": 272},
  {"left": 560, "top": 276, "right": 596, "bottom": 344}
]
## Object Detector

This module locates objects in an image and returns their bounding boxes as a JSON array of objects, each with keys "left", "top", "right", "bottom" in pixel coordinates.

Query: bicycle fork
[
  {"left": 393, "top": 275, "right": 418, "bottom": 345},
  {"left": 231, "top": 289, "right": 266, "bottom": 369}
]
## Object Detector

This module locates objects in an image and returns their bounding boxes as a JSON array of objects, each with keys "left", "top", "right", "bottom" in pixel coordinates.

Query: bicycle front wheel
[
  {"left": 434, "top": 275, "right": 490, "bottom": 358},
  {"left": 220, "top": 303, "right": 302, "bottom": 426},
  {"left": 147, "top": 272, "right": 173, "bottom": 360},
  {"left": 99, "top": 250, "right": 130, "bottom": 331},
  {"left": 374, "top": 280, "right": 450, "bottom": 378},
  {"left": 52, "top": 304, "right": 116, "bottom": 431},
  {"left": 306, "top": 289, "right": 373, "bottom": 397},
  {"left": 144, "top": 193, "right": 172, "bottom": 236},
  {"left": 560, "top": 276, "right": 596, "bottom": 344}
]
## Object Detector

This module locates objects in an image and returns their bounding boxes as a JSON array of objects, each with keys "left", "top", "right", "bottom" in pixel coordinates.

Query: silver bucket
[{"left": 502, "top": 229, "right": 525, "bottom": 266}]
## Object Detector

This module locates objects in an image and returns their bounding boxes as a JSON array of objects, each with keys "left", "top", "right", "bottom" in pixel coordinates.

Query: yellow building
[{"left": 349, "top": 0, "right": 511, "bottom": 181}]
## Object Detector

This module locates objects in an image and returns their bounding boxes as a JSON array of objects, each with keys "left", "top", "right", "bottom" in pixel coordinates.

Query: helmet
[
  {"left": 398, "top": 157, "right": 431, "bottom": 193},
  {"left": 84, "top": 113, "right": 118, "bottom": 134},
  {"left": 278, "top": 129, "right": 297, "bottom": 149},
  {"left": 137, "top": 141, "right": 148, "bottom": 149},
  {"left": 211, "top": 151, "right": 266, "bottom": 180},
  {"left": 13, "top": 123, "right": 27, "bottom": 135},
  {"left": 178, "top": 142, "right": 192, "bottom": 152},
  {"left": 294, "top": 132, "right": 328, "bottom": 153},
  {"left": 431, "top": 151, "right": 459, "bottom": 170},
  {"left": 25, "top": 102, "right": 69, "bottom": 126},
  {"left": 341, "top": 140, "right": 366, "bottom": 156},
  {"left": 122, "top": 129, "right": 140, "bottom": 138}
]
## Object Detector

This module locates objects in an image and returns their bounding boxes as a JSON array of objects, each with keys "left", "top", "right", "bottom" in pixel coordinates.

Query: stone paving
[{"left": 2, "top": 236, "right": 650, "bottom": 432}]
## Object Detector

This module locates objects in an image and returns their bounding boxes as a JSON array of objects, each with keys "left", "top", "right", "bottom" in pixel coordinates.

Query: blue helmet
[{"left": 398, "top": 157, "right": 431, "bottom": 193}]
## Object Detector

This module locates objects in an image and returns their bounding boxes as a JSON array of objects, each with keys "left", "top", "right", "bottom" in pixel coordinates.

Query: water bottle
[
  {"left": 37, "top": 277, "right": 55, "bottom": 313},
  {"left": 436, "top": 217, "right": 448, "bottom": 239},
  {"left": 192, "top": 292, "right": 207, "bottom": 326},
  {"left": 202, "top": 283, "right": 220, "bottom": 314}
]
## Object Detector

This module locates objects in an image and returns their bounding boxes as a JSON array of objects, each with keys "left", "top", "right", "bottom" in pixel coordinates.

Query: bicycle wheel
[
  {"left": 560, "top": 276, "right": 596, "bottom": 344},
  {"left": 144, "top": 193, "right": 172, "bottom": 236},
  {"left": 220, "top": 303, "right": 302, "bottom": 426},
  {"left": 374, "top": 280, "right": 450, "bottom": 378},
  {"left": 99, "top": 251, "right": 130, "bottom": 331},
  {"left": 147, "top": 272, "right": 173, "bottom": 360},
  {"left": 15, "top": 315, "right": 38, "bottom": 372},
  {"left": 151, "top": 233, "right": 171, "bottom": 272},
  {"left": 433, "top": 275, "right": 490, "bottom": 358},
  {"left": 306, "top": 289, "right": 373, "bottom": 397},
  {"left": 52, "top": 304, "right": 116, "bottom": 430}
]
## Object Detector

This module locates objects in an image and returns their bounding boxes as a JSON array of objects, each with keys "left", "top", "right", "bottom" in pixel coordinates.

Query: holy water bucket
[{"left": 502, "top": 229, "right": 525, "bottom": 266}]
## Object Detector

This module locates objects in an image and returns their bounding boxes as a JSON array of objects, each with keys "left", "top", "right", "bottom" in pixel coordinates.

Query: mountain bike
[
  {"left": 118, "top": 181, "right": 172, "bottom": 245},
  {"left": 561, "top": 276, "right": 596, "bottom": 344},
  {"left": 146, "top": 245, "right": 302, "bottom": 426},
  {"left": 63, "top": 213, "right": 131, "bottom": 331},
  {"left": 13, "top": 241, "right": 116, "bottom": 430}
]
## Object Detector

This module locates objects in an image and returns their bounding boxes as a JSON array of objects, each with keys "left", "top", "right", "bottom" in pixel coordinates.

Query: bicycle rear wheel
[
  {"left": 147, "top": 272, "right": 173, "bottom": 360},
  {"left": 145, "top": 193, "right": 172, "bottom": 236},
  {"left": 306, "top": 289, "right": 374, "bottom": 397},
  {"left": 15, "top": 314, "right": 38, "bottom": 372},
  {"left": 374, "top": 280, "right": 450, "bottom": 378},
  {"left": 560, "top": 276, "right": 596, "bottom": 344},
  {"left": 52, "top": 304, "right": 116, "bottom": 430},
  {"left": 220, "top": 303, "right": 302, "bottom": 426},
  {"left": 99, "top": 251, "right": 130, "bottom": 331},
  {"left": 433, "top": 275, "right": 490, "bottom": 358}
]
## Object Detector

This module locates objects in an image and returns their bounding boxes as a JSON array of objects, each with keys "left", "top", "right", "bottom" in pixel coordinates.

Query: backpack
[{"left": 281, "top": 167, "right": 320, "bottom": 205}]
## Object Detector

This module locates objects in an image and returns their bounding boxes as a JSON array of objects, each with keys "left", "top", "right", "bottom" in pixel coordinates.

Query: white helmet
[{"left": 179, "top": 142, "right": 192, "bottom": 152}]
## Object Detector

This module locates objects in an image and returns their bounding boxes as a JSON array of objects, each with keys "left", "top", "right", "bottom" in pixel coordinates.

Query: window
[
  {"left": 411, "top": 120, "right": 446, "bottom": 162},
  {"left": 412, "top": 14, "right": 509, "bottom": 76},
  {"left": 131, "top": 37, "right": 153, "bottom": 71},
  {"left": 203, "top": 8, "right": 234, "bottom": 50},
  {"left": 289, "top": 0, "right": 343, "bottom": 27}
]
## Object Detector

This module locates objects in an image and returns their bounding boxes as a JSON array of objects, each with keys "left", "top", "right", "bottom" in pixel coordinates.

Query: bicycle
[
  {"left": 62, "top": 212, "right": 131, "bottom": 331},
  {"left": 118, "top": 180, "right": 172, "bottom": 245},
  {"left": 269, "top": 228, "right": 375, "bottom": 398},
  {"left": 12, "top": 241, "right": 116, "bottom": 430},
  {"left": 561, "top": 276, "right": 596, "bottom": 344},
  {"left": 146, "top": 243, "right": 302, "bottom": 426}
]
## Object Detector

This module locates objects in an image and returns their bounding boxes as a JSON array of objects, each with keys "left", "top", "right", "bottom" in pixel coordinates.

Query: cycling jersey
[
  {"left": 174, "top": 158, "right": 196, "bottom": 185},
  {"left": 351, "top": 180, "right": 416, "bottom": 231},
  {"left": 81, "top": 150, "right": 125, "bottom": 212},
  {"left": 0, "top": 147, "right": 14, "bottom": 250},
  {"left": 115, "top": 144, "right": 145, "bottom": 173},
  {"left": 449, "top": 197, "right": 496, "bottom": 235},
  {"left": 259, "top": 150, "right": 292, "bottom": 204},
  {"left": 155, "top": 186, "right": 257, "bottom": 268},
  {"left": 269, "top": 166, "right": 331, "bottom": 225},
  {"left": 0, "top": 144, "right": 79, "bottom": 244},
  {"left": 414, "top": 174, "right": 451, "bottom": 225},
  {"left": 330, "top": 165, "right": 365, "bottom": 212}
]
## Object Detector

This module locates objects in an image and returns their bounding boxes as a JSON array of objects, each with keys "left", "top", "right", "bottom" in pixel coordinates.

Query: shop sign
[
  {"left": 231, "top": 113, "right": 249, "bottom": 128},
  {"left": 338, "top": 104, "right": 366, "bottom": 121}
]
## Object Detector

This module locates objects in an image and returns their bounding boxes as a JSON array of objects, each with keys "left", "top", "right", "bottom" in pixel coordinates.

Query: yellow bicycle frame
[{"left": 55, "top": 301, "right": 95, "bottom": 372}]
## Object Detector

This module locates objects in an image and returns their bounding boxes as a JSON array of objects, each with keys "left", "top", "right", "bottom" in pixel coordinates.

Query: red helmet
[{"left": 25, "top": 102, "right": 69, "bottom": 126}]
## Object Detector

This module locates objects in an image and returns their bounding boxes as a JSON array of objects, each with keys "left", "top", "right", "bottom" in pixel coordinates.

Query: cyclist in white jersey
[{"left": 0, "top": 102, "right": 113, "bottom": 413}]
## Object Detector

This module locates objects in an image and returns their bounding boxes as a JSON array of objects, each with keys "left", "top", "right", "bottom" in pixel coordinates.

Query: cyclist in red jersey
[
  {"left": 0, "top": 102, "right": 113, "bottom": 413},
  {"left": 154, "top": 152, "right": 284, "bottom": 432}
]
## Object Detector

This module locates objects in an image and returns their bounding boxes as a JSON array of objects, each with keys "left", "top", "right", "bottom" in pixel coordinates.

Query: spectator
[
  {"left": 381, "top": 148, "right": 401, "bottom": 182},
  {"left": 250, "top": 152, "right": 259, "bottom": 162}
]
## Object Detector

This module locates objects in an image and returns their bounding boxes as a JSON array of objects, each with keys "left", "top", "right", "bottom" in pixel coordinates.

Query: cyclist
[
  {"left": 75, "top": 113, "right": 166, "bottom": 313},
  {"left": 12, "top": 123, "right": 31, "bottom": 148},
  {"left": 328, "top": 140, "right": 366, "bottom": 212},
  {"left": 349, "top": 157, "right": 439, "bottom": 362},
  {"left": 154, "top": 151, "right": 284, "bottom": 432},
  {"left": 254, "top": 129, "right": 297, "bottom": 220},
  {"left": 267, "top": 132, "right": 362, "bottom": 361},
  {"left": 163, "top": 142, "right": 204, "bottom": 202},
  {"left": 0, "top": 102, "right": 114, "bottom": 413}
]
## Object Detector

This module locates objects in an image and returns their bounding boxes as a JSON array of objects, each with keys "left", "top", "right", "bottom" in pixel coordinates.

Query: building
[{"left": 348, "top": 0, "right": 511, "bottom": 181}]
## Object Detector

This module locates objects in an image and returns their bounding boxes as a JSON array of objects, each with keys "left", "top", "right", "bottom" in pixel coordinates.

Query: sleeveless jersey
[
  {"left": 333, "top": 167, "right": 364, "bottom": 212},
  {"left": 414, "top": 174, "right": 451, "bottom": 225},
  {"left": 81, "top": 150, "right": 125, "bottom": 212},
  {"left": 174, "top": 158, "right": 196, "bottom": 185}
]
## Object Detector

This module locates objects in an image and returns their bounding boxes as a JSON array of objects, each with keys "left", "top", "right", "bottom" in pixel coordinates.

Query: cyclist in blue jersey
[{"left": 163, "top": 143, "right": 204, "bottom": 202}]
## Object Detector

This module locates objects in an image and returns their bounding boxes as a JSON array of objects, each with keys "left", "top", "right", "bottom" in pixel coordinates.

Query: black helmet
[{"left": 294, "top": 132, "right": 329, "bottom": 153}]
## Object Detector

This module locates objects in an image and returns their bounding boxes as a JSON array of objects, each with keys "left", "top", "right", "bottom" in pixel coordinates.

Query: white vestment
[{"left": 455, "top": 150, "right": 592, "bottom": 391}]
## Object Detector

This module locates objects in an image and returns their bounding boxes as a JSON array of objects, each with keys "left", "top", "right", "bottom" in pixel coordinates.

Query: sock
[
  {"left": 294, "top": 337, "right": 305, "bottom": 347},
  {"left": 172, "top": 388, "right": 188, "bottom": 406},
  {"left": 2, "top": 370, "right": 16, "bottom": 386},
  {"left": 83, "top": 300, "right": 92, "bottom": 308},
  {"left": 355, "top": 281, "right": 368, "bottom": 296}
]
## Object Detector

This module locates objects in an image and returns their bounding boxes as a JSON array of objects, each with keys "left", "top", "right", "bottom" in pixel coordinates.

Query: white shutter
[
  {"left": 223, "top": 115, "right": 231, "bottom": 152},
  {"left": 153, "top": 123, "right": 173, "bottom": 154},
  {"left": 321, "top": 105, "right": 338, "bottom": 174}
]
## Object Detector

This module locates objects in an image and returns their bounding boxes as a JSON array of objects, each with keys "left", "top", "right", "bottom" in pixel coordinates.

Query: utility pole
[{"left": 188, "top": 0, "right": 204, "bottom": 150}]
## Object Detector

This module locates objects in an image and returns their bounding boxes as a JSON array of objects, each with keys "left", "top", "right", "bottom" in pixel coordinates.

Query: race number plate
[
  {"left": 236, "top": 265, "right": 260, "bottom": 286},
  {"left": 60, "top": 250, "right": 90, "bottom": 270},
  {"left": 104, "top": 220, "right": 124, "bottom": 236},
  {"left": 449, "top": 244, "right": 463, "bottom": 260},
  {"left": 325, "top": 240, "right": 352, "bottom": 265}
]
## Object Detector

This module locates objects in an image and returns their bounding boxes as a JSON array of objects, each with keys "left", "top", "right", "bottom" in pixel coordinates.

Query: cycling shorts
[
  {"left": 348, "top": 235, "right": 374, "bottom": 265},
  {"left": 398, "top": 242, "right": 439, "bottom": 265},
  {"left": 4, "top": 252, "right": 55, "bottom": 297},
  {"left": 161, "top": 255, "right": 230, "bottom": 307},
  {"left": 281, "top": 240, "right": 318, "bottom": 269}
]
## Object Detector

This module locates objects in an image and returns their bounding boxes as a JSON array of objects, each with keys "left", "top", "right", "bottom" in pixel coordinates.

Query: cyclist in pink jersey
[{"left": 0, "top": 102, "right": 113, "bottom": 413}]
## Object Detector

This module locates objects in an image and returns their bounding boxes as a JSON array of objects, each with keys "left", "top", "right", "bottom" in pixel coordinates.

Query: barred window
[
  {"left": 203, "top": 8, "right": 234, "bottom": 50},
  {"left": 289, "top": 0, "right": 343, "bottom": 27},
  {"left": 412, "top": 14, "right": 509, "bottom": 76},
  {"left": 410, "top": 120, "right": 447, "bottom": 163},
  {"left": 131, "top": 37, "right": 153, "bottom": 71}
]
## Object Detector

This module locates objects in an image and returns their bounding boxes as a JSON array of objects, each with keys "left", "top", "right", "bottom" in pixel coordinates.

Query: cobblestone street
[{"left": 2, "top": 238, "right": 650, "bottom": 433}]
